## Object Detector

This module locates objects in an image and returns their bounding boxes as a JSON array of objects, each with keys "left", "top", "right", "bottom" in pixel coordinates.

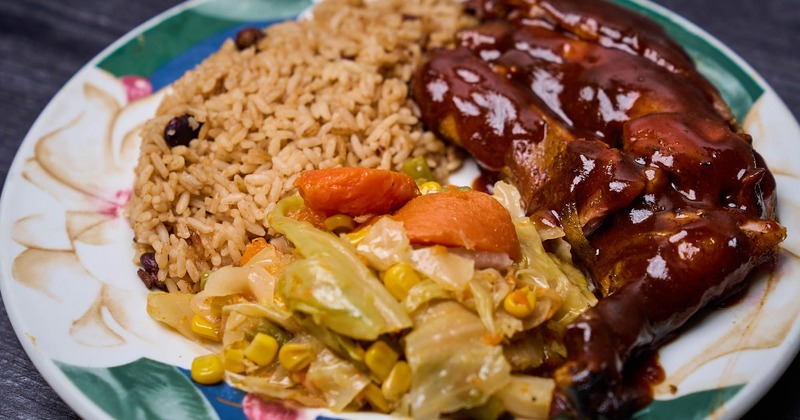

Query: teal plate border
[
  {"left": 57, "top": 358, "right": 220, "bottom": 420},
  {"left": 56, "top": 358, "right": 745, "bottom": 420},
  {"left": 97, "top": 0, "right": 313, "bottom": 90},
  {"left": 634, "top": 385, "right": 745, "bottom": 420}
]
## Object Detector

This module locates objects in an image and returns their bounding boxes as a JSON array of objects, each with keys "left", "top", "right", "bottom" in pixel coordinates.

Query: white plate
[{"left": 1, "top": 0, "right": 799, "bottom": 418}]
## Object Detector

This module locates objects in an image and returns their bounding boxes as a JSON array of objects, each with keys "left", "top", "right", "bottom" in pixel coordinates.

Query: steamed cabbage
[
  {"left": 495, "top": 181, "right": 598, "bottom": 328},
  {"left": 269, "top": 195, "right": 412, "bottom": 340},
  {"left": 400, "top": 301, "right": 511, "bottom": 418},
  {"left": 146, "top": 182, "right": 599, "bottom": 418}
]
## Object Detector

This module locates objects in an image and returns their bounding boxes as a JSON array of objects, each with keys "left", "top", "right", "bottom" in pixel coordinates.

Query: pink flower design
[
  {"left": 120, "top": 75, "right": 153, "bottom": 102},
  {"left": 243, "top": 394, "right": 304, "bottom": 420},
  {"left": 11, "top": 71, "right": 164, "bottom": 349}
]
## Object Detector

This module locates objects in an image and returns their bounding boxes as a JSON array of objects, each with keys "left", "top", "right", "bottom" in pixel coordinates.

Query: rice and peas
[
  {"left": 127, "top": 0, "right": 596, "bottom": 417},
  {"left": 128, "top": 0, "right": 470, "bottom": 292}
]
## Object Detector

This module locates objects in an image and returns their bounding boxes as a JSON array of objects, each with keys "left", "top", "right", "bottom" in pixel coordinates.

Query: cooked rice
[{"left": 126, "top": 0, "right": 474, "bottom": 292}]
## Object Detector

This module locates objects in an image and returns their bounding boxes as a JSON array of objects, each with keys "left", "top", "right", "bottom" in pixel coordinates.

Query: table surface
[{"left": 1, "top": 0, "right": 799, "bottom": 418}]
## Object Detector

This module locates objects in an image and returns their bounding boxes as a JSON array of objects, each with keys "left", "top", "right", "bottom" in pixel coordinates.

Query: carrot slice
[
  {"left": 393, "top": 190, "right": 521, "bottom": 260},
  {"left": 240, "top": 237, "right": 268, "bottom": 266},
  {"left": 287, "top": 206, "right": 328, "bottom": 230},
  {"left": 295, "top": 167, "right": 420, "bottom": 217}
]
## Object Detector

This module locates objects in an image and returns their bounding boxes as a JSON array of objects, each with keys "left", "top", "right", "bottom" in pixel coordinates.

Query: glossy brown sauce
[
  {"left": 713, "top": 282, "right": 752, "bottom": 309},
  {"left": 413, "top": 0, "right": 786, "bottom": 417},
  {"left": 548, "top": 351, "right": 665, "bottom": 417},
  {"left": 471, "top": 170, "right": 499, "bottom": 194},
  {"left": 629, "top": 350, "right": 667, "bottom": 406}
]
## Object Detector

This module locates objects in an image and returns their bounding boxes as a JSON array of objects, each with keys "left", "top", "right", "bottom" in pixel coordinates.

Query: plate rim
[{"left": 0, "top": 0, "right": 797, "bottom": 419}]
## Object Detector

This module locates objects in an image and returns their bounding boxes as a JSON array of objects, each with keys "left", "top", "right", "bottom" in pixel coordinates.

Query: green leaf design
[
  {"left": 98, "top": 10, "right": 241, "bottom": 79},
  {"left": 97, "top": 0, "right": 311, "bottom": 80},
  {"left": 57, "top": 358, "right": 218, "bottom": 420},
  {"left": 634, "top": 385, "right": 745, "bottom": 420},
  {"left": 193, "top": 0, "right": 313, "bottom": 21}
]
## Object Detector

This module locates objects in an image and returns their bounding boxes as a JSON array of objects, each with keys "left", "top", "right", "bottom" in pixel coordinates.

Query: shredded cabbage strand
[
  {"left": 399, "top": 301, "right": 511, "bottom": 418},
  {"left": 268, "top": 195, "right": 412, "bottom": 340},
  {"left": 494, "top": 181, "right": 597, "bottom": 328}
]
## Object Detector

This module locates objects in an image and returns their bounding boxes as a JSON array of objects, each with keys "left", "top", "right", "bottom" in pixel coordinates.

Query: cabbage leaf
[
  {"left": 306, "top": 349, "right": 371, "bottom": 412},
  {"left": 356, "top": 217, "right": 410, "bottom": 271},
  {"left": 269, "top": 195, "right": 412, "bottom": 340},
  {"left": 495, "top": 375, "right": 555, "bottom": 419},
  {"left": 409, "top": 246, "right": 474, "bottom": 292},
  {"left": 400, "top": 301, "right": 511, "bottom": 418},
  {"left": 494, "top": 182, "right": 597, "bottom": 328}
]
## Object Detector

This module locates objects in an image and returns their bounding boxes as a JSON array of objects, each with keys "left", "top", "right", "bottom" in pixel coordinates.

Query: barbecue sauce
[
  {"left": 412, "top": 0, "right": 786, "bottom": 417},
  {"left": 472, "top": 170, "right": 499, "bottom": 194}
]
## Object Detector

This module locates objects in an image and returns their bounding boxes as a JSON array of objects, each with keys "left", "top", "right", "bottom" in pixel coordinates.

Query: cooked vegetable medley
[{"left": 146, "top": 166, "right": 597, "bottom": 418}]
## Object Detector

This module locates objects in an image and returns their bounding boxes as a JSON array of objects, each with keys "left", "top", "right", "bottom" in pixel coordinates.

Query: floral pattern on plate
[{"left": 1, "top": 0, "right": 800, "bottom": 419}]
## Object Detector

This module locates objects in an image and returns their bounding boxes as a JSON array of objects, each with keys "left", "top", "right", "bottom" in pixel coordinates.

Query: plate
[{"left": 1, "top": 0, "right": 799, "bottom": 419}]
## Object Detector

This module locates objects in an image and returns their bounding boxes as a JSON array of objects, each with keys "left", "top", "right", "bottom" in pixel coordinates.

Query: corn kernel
[
  {"left": 418, "top": 181, "right": 442, "bottom": 195},
  {"left": 190, "top": 313, "right": 219, "bottom": 341},
  {"left": 381, "top": 263, "right": 421, "bottom": 301},
  {"left": 191, "top": 354, "right": 225, "bottom": 385},
  {"left": 244, "top": 333, "right": 279, "bottom": 366},
  {"left": 365, "top": 341, "right": 399, "bottom": 381},
  {"left": 324, "top": 214, "right": 356, "bottom": 233},
  {"left": 364, "top": 382, "right": 392, "bottom": 413},
  {"left": 346, "top": 226, "right": 371, "bottom": 246},
  {"left": 503, "top": 287, "right": 537, "bottom": 318},
  {"left": 278, "top": 343, "right": 314, "bottom": 372},
  {"left": 381, "top": 361, "right": 412, "bottom": 401},
  {"left": 223, "top": 347, "right": 246, "bottom": 374}
]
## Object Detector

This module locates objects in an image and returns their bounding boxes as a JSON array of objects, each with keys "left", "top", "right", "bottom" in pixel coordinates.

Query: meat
[{"left": 411, "top": 0, "right": 787, "bottom": 417}]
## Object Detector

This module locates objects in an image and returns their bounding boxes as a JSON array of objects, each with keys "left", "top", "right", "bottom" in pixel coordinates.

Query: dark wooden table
[{"left": 1, "top": 0, "right": 798, "bottom": 418}]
